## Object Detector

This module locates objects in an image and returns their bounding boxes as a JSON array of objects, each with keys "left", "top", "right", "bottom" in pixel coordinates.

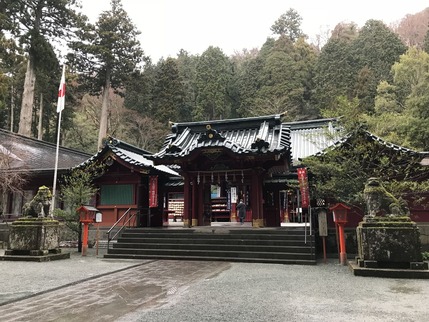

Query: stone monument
[
  {"left": 355, "top": 178, "right": 427, "bottom": 271},
  {"left": 2, "top": 186, "right": 69, "bottom": 261}
]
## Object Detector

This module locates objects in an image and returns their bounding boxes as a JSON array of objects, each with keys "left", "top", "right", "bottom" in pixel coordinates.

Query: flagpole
[
  {"left": 50, "top": 64, "right": 66, "bottom": 216},
  {"left": 51, "top": 109, "right": 62, "bottom": 216}
]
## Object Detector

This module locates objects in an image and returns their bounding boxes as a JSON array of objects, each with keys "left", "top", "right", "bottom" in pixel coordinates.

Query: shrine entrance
[{"left": 151, "top": 114, "right": 292, "bottom": 227}]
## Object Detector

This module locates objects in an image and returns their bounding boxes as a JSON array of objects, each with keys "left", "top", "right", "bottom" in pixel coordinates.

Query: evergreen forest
[{"left": 1, "top": 0, "right": 429, "bottom": 157}]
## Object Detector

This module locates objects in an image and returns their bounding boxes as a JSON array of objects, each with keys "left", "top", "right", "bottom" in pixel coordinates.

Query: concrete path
[{"left": 1, "top": 248, "right": 429, "bottom": 321}]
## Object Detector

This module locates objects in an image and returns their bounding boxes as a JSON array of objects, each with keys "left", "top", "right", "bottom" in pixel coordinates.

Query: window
[{"left": 100, "top": 184, "right": 134, "bottom": 205}]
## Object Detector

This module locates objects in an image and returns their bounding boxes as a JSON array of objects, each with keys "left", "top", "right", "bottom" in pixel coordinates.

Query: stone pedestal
[
  {"left": 356, "top": 216, "right": 428, "bottom": 270},
  {"left": 252, "top": 218, "right": 264, "bottom": 228},
  {"left": 5, "top": 217, "right": 61, "bottom": 256}
]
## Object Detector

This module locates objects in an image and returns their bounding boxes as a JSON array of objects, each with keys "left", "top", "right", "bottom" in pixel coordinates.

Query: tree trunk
[
  {"left": 98, "top": 72, "right": 111, "bottom": 149},
  {"left": 10, "top": 83, "right": 14, "bottom": 132},
  {"left": 1, "top": 192, "right": 7, "bottom": 215},
  {"left": 38, "top": 93, "right": 43, "bottom": 140},
  {"left": 18, "top": 59, "right": 36, "bottom": 137}
]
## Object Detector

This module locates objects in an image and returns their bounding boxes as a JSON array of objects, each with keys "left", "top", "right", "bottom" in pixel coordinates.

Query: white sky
[{"left": 81, "top": 0, "right": 427, "bottom": 62}]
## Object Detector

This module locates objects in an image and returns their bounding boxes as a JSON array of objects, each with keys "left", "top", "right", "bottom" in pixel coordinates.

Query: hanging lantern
[
  {"left": 241, "top": 170, "right": 244, "bottom": 183},
  {"left": 211, "top": 172, "right": 214, "bottom": 183},
  {"left": 197, "top": 172, "right": 200, "bottom": 185},
  {"left": 225, "top": 172, "right": 228, "bottom": 181}
]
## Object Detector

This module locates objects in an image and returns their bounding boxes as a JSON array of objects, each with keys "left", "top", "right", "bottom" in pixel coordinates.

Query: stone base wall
[
  {"left": 318, "top": 222, "right": 429, "bottom": 256},
  {"left": 356, "top": 218, "right": 423, "bottom": 263},
  {"left": 8, "top": 218, "right": 60, "bottom": 252}
]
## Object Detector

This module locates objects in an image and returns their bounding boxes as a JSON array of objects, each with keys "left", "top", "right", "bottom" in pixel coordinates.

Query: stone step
[
  {"left": 119, "top": 232, "right": 309, "bottom": 241},
  {"left": 105, "top": 227, "right": 316, "bottom": 264},
  {"left": 112, "top": 242, "right": 314, "bottom": 253},
  {"left": 116, "top": 237, "right": 311, "bottom": 247},
  {"left": 103, "top": 253, "right": 316, "bottom": 265},
  {"left": 107, "top": 247, "right": 315, "bottom": 261}
]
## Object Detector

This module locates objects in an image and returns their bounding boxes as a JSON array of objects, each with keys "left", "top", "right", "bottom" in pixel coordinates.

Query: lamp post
[
  {"left": 77, "top": 205, "right": 100, "bottom": 256},
  {"left": 330, "top": 203, "right": 350, "bottom": 266}
]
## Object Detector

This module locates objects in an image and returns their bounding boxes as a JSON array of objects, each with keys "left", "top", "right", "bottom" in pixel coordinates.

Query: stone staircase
[{"left": 104, "top": 226, "right": 316, "bottom": 265}]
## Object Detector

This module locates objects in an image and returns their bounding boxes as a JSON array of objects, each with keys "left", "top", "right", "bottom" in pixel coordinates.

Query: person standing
[{"left": 237, "top": 199, "right": 246, "bottom": 224}]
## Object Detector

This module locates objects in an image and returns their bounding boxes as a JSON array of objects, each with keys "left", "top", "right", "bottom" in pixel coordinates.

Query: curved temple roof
[
  {"left": 77, "top": 137, "right": 180, "bottom": 177},
  {"left": 152, "top": 114, "right": 291, "bottom": 162}
]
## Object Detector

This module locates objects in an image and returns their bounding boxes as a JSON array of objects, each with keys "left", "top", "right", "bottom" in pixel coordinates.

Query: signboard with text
[
  {"left": 297, "top": 167, "right": 310, "bottom": 208},
  {"left": 149, "top": 175, "right": 158, "bottom": 208}
]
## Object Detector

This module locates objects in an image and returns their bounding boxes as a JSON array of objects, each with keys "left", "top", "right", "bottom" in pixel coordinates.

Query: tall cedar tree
[
  {"left": 270, "top": 8, "right": 305, "bottom": 42},
  {"left": 68, "top": 0, "right": 143, "bottom": 149},
  {"left": 233, "top": 39, "right": 277, "bottom": 118},
  {"left": 234, "top": 51, "right": 265, "bottom": 118},
  {"left": 123, "top": 56, "right": 155, "bottom": 116},
  {"left": 257, "top": 36, "right": 318, "bottom": 120},
  {"left": 2, "top": 0, "right": 83, "bottom": 137},
  {"left": 0, "top": 34, "right": 24, "bottom": 130},
  {"left": 152, "top": 58, "right": 185, "bottom": 124},
  {"left": 313, "top": 23, "right": 358, "bottom": 113},
  {"left": 194, "top": 46, "right": 233, "bottom": 121},
  {"left": 350, "top": 20, "right": 406, "bottom": 114},
  {"left": 175, "top": 50, "right": 198, "bottom": 122}
]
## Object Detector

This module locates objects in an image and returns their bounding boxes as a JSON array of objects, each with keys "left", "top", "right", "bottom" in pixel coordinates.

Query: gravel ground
[
  {"left": 1, "top": 247, "right": 429, "bottom": 321},
  {"left": 0, "top": 247, "right": 145, "bottom": 305},
  {"left": 119, "top": 260, "right": 429, "bottom": 322}
]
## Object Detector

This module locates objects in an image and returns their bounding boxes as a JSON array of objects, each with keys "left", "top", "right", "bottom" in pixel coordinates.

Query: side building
[
  {"left": 0, "top": 129, "right": 91, "bottom": 218},
  {"left": 75, "top": 137, "right": 181, "bottom": 227}
]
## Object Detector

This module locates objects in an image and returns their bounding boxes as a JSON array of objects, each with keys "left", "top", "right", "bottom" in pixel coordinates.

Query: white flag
[{"left": 57, "top": 65, "right": 66, "bottom": 113}]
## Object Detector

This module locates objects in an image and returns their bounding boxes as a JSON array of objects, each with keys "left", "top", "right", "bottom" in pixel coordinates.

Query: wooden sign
[
  {"left": 230, "top": 187, "right": 237, "bottom": 203},
  {"left": 318, "top": 210, "right": 328, "bottom": 237}
]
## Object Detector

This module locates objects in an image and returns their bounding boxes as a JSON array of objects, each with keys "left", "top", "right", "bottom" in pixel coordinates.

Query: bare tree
[
  {"left": 392, "top": 8, "right": 429, "bottom": 48},
  {"left": 0, "top": 141, "right": 29, "bottom": 216}
]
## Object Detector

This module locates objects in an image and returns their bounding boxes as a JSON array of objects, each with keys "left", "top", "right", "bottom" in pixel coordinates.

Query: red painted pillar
[
  {"left": 191, "top": 176, "right": 198, "bottom": 226},
  {"left": 183, "top": 173, "right": 190, "bottom": 227},
  {"left": 197, "top": 179, "right": 204, "bottom": 225},
  {"left": 82, "top": 222, "right": 89, "bottom": 256},
  {"left": 338, "top": 223, "right": 347, "bottom": 265},
  {"left": 251, "top": 169, "right": 264, "bottom": 227}
]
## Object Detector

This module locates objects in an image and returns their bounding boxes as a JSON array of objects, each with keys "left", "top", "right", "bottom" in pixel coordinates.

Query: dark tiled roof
[
  {"left": 77, "top": 137, "right": 180, "bottom": 177},
  {"left": 152, "top": 114, "right": 291, "bottom": 161},
  {"left": 0, "top": 129, "right": 91, "bottom": 171}
]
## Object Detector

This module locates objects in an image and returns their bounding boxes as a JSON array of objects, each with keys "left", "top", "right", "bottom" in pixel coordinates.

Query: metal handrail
[{"left": 107, "top": 208, "right": 137, "bottom": 249}]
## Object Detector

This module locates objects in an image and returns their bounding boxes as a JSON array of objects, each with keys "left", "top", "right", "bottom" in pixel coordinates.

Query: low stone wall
[
  {"left": 319, "top": 222, "right": 429, "bottom": 256},
  {"left": 418, "top": 223, "right": 429, "bottom": 251},
  {"left": 0, "top": 223, "right": 9, "bottom": 248}
]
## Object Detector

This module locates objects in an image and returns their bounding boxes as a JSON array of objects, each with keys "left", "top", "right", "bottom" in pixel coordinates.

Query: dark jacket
[{"left": 237, "top": 201, "right": 246, "bottom": 218}]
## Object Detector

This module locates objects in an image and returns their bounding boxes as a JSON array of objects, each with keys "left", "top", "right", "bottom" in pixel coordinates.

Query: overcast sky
[{"left": 81, "top": 0, "right": 427, "bottom": 62}]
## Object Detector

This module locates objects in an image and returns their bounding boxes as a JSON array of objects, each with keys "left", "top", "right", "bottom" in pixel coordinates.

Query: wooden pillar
[
  {"left": 197, "top": 179, "right": 204, "bottom": 225},
  {"left": 191, "top": 176, "right": 198, "bottom": 227},
  {"left": 183, "top": 173, "right": 191, "bottom": 227},
  {"left": 252, "top": 169, "right": 264, "bottom": 227}
]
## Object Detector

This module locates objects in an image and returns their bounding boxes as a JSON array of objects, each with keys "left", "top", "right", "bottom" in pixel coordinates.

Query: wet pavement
[{"left": 1, "top": 248, "right": 429, "bottom": 321}]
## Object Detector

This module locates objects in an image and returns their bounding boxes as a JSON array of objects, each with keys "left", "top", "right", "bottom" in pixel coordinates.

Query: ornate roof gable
[
  {"left": 152, "top": 114, "right": 291, "bottom": 161},
  {"left": 198, "top": 124, "right": 226, "bottom": 143}
]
